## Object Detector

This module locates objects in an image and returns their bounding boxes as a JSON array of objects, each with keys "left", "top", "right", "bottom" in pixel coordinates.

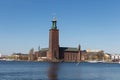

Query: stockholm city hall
[{"left": 46, "top": 18, "right": 81, "bottom": 62}]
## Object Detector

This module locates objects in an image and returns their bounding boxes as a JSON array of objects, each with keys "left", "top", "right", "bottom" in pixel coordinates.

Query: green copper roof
[
  {"left": 40, "top": 48, "right": 48, "bottom": 51},
  {"left": 39, "top": 47, "right": 78, "bottom": 52},
  {"left": 51, "top": 17, "right": 57, "bottom": 29},
  {"left": 60, "top": 47, "right": 78, "bottom": 52}
]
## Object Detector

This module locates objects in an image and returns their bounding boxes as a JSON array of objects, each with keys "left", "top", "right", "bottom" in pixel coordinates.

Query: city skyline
[{"left": 0, "top": 0, "right": 120, "bottom": 54}]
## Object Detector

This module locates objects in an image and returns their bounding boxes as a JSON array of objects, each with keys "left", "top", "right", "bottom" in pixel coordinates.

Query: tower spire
[
  {"left": 51, "top": 17, "right": 57, "bottom": 29},
  {"left": 78, "top": 44, "right": 81, "bottom": 51}
]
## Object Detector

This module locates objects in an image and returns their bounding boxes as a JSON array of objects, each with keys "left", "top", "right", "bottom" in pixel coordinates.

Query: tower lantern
[{"left": 51, "top": 17, "right": 57, "bottom": 29}]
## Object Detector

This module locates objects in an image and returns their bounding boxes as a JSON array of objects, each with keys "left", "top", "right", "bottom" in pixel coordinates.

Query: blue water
[{"left": 0, "top": 61, "right": 120, "bottom": 80}]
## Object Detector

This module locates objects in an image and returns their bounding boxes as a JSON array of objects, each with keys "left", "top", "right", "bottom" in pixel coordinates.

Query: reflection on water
[
  {"left": 1, "top": 61, "right": 120, "bottom": 80},
  {"left": 47, "top": 62, "right": 59, "bottom": 80}
]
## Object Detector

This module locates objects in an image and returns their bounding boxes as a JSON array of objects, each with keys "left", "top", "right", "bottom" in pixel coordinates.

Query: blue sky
[{"left": 0, "top": 0, "right": 120, "bottom": 54}]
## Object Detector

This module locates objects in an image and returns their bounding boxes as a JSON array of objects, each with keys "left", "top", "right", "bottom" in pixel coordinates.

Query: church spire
[
  {"left": 51, "top": 17, "right": 57, "bottom": 29},
  {"left": 78, "top": 44, "right": 81, "bottom": 51}
]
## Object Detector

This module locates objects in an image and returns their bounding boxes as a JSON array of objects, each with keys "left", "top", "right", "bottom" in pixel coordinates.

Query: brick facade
[
  {"left": 47, "top": 19, "right": 59, "bottom": 60},
  {"left": 64, "top": 52, "right": 78, "bottom": 62},
  {"left": 46, "top": 18, "right": 81, "bottom": 62}
]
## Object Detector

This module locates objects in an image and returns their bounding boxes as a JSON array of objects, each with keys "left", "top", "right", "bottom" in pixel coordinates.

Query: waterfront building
[
  {"left": 47, "top": 18, "right": 81, "bottom": 62},
  {"left": 104, "top": 53, "right": 111, "bottom": 61},
  {"left": 82, "top": 50, "right": 111, "bottom": 61},
  {"left": 37, "top": 57, "right": 47, "bottom": 61},
  {"left": 35, "top": 18, "right": 81, "bottom": 62},
  {"left": 28, "top": 18, "right": 112, "bottom": 62},
  {"left": 0, "top": 53, "right": 1, "bottom": 57},
  {"left": 28, "top": 48, "right": 35, "bottom": 61},
  {"left": 86, "top": 49, "right": 104, "bottom": 53},
  {"left": 111, "top": 54, "right": 120, "bottom": 61},
  {"left": 12, "top": 53, "right": 28, "bottom": 61}
]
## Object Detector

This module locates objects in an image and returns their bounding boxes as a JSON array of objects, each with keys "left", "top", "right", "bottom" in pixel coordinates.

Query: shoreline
[{"left": 0, "top": 59, "right": 120, "bottom": 64}]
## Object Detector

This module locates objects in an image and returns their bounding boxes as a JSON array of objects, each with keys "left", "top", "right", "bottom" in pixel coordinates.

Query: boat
[
  {"left": 87, "top": 60, "right": 99, "bottom": 63},
  {"left": 117, "top": 61, "right": 120, "bottom": 64}
]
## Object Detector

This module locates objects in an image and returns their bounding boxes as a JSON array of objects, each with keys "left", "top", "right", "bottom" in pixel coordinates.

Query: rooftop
[{"left": 60, "top": 47, "right": 78, "bottom": 52}]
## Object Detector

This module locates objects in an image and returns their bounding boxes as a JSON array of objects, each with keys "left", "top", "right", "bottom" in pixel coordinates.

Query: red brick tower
[{"left": 47, "top": 18, "right": 59, "bottom": 60}]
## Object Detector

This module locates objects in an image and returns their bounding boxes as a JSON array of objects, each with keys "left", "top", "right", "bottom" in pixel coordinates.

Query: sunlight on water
[{"left": 0, "top": 61, "right": 120, "bottom": 80}]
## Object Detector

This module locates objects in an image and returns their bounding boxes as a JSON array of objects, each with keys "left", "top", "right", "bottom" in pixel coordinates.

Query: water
[{"left": 0, "top": 61, "right": 120, "bottom": 80}]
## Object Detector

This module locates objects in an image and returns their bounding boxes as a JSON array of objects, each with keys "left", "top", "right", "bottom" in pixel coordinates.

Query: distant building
[
  {"left": 12, "top": 53, "right": 28, "bottom": 60},
  {"left": 82, "top": 50, "right": 111, "bottom": 61},
  {"left": 86, "top": 49, "right": 104, "bottom": 53},
  {"left": 34, "top": 48, "right": 48, "bottom": 61},
  {"left": 37, "top": 57, "right": 47, "bottom": 61},
  {"left": 111, "top": 54, "right": 120, "bottom": 60},
  {"left": 0, "top": 53, "right": 1, "bottom": 57},
  {"left": 28, "top": 48, "right": 34, "bottom": 61}
]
